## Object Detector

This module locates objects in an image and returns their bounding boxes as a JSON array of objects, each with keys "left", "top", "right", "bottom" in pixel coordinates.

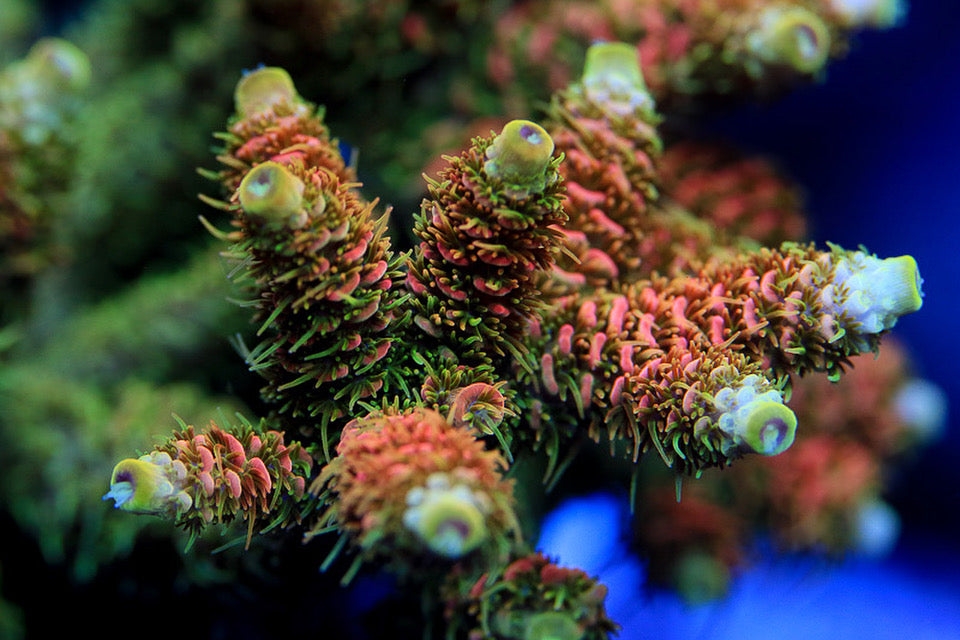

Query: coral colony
[{"left": 0, "top": 1, "right": 937, "bottom": 638}]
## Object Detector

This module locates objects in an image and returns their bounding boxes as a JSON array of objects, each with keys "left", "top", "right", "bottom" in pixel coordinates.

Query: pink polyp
[
  {"left": 405, "top": 272, "right": 427, "bottom": 295},
  {"left": 583, "top": 249, "right": 619, "bottom": 279},
  {"left": 610, "top": 375, "right": 625, "bottom": 405},
  {"left": 742, "top": 297, "right": 760, "bottom": 329},
  {"left": 558, "top": 324, "right": 575, "bottom": 355},
  {"left": 340, "top": 238, "right": 368, "bottom": 263},
  {"left": 224, "top": 470, "right": 243, "bottom": 498},
  {"left": 682, "top": 357, "right": 701, "bottom": 375},
  {"left": 437, "top": 241, "right": 470, "bottom": 266},
  {"left": 222, "top": 432, "right": 246, "bottom": 465},
  {"left": 541, "top": 353, "right": 560, "bottom": 395},
  {"left": 709, "top": 315, "right": 726, "bottom": 345},
  {"left": 437, "top": 278, "right": 468, "bottom": 301},
  {"left": 565, "top": 181, "right": 607, "bottom": 208},
  {"left": 607, "top": 296, "right": 628, "bottom": 335},
  {"left": 489, "top": 302, "right": 511, "bottom": 317},
  {"left": 551, "top": 266, "right": 587, "bottom": 287},
  {"left": 760, "top": 270, "right": 780, "bottom": 302},
  {"left": 414, "top": 315, "right": 441, "bottom": 337},
  {"left": 637, "top": 313, "right": 657, "bottom": 345},
  {"left": 619, "top": 344, "right": 634, "bottom": 373},
  {"left": 588, "top": 208, "right": 625, "bottom": 235},
  {"left": 327, "top": 271, "right": 361, "bottom": 301},
  {"left": 362, "top": 260, "right": 389, "bottom": 284},
  {"left": 247, "top": 457, "right": 273, "bottom": 494},
  {"left": 671, "top": 297, "right": 693, "bottom": 329},
  {"left": 198, "top": 447, "right": 215, "bottom": 472},
  {"left": 577, "top": 301, "right": 598, "bottom": 328},
  {"left": 682, "top": 385, "right": 699, "bottom": 414},
  {"left": 588, "top": 332, "right": 607, "bottom": 370},
  {"left": 640, "top": 287, "right": 660, "bottom": 310},
  {"left": 710, "top": 283, "right": 726, "bottom": 313},
  {"left": 580, "top": 373, "right": 595, "bottom": 408},
  {"left": 473, "top": 276, "right": 515, "bottom": 296},
  {"left": 361, "top": 340, "right": 391, "bottom": 365},
  {"left": 249, "top": 435, "right": 262, "bottom": 455},
  {"left": 343, "top": 333, "right": 363, "bottom": 351},
  {"left": 350, "top": 297, "right": 381, "bottom": 323},
  {"left": 199, "top": 471, "right": 215, "bottom": 497}
]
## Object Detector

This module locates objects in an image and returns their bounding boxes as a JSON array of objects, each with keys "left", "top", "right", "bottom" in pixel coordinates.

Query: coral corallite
[{"left": 312, "top": 408, "right": 518, "bottom": 569}]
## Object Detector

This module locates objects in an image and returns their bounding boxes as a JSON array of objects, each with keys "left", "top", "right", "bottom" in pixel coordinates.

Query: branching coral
[{"left": 70, "top": 7, "right": 931, "bottom": 638}]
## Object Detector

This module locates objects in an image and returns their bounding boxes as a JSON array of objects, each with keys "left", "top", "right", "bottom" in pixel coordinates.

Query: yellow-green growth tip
[
  {"left": 238, "top": 161, "right": 305, "bottom": 224},
  {"left": 524, "top": 611, "right": 584, "bottom": 640},
  {"left": 234, "top": 66, "right": 298, "bottom": 117},
  {"left": 753, "top": 7, "right": 831, "bottom": 74},
  {"left": 714, "top": 374, "right": 796, "bottom": 457},
  {"left": 403, "top": 473, "right": 489, "bottom": 558},
  {"left": 28, "top": 38, "right": 91, "bottom": 90},
  {"left": 581, "top": 41, "right": 654, "bottom": 115},
  {"left": 822, "top": 252, "right": 924, "bottom": 334},
  {"left": 739, "top": 400, "right": 797, "bottom": 456},
  {"left": 483, "top": 119, "right": 555, "bottom": 196},
  {"left": 103, "top": 453, "right": 190, "bottom": 515}
]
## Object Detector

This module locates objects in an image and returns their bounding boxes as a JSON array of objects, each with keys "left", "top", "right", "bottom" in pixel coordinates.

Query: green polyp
[
  {"left": 483, "top": 119, "right": 555, "bottom": 194},
  {"left": 741, "top": 400, "right": 797, "bottom": 456},
  {"left": 583, "top": 41, "right": 647, "bottom": 93},
  {"left": 238, "top": 161, "right": 305, "bottom": 224},
  {"left": 878, "top": 255, "right": 924, "bottom": 316},
  {"left": 759, "top": 7, "right": 830, "bottom": 74},
  {"left": 523, "top": 611, "right": 583, "bottom": 640},
  {"left": 234, "top": 66, "right": 298, "bottom": 117}
]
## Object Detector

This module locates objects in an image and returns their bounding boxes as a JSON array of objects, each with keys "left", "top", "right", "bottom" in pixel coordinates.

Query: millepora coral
[
  {"left": 309, "top": 408, "right": 518, "bottom": 579},
  {"left": 102, "top": 416, "right": 312, "bottom": 546}
]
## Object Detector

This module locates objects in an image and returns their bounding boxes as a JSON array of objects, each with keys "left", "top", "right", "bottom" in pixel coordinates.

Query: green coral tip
[
  {"left": 741, "top": 400, "right": 797, "bottom": 456},
  {"left": 583, "top": 41, "right": 646, "bottom": 91},
  {"left": 238, "top": 161, "right": 305, "bottom": 224},
  {"left": 103, "top": 458, "right": 169, "bottom": 514},
  {"left": 524, "top": 611, "right": 584, "bottom": 640},
  {"left": 234, "top": 66, "right": 298, "bottom": 117},
  {"left": 28, "top": 37, "right": 91, "bottom": 90},
  {"left": 757, "top": 7, "right": 831, "bottom": 74},
  {"left": 881, "top": 255, "right": 924, "bottom": 316},
  {"left": 483, "top": 119, "right": 555, "bottom": 191},
  {"left": 403, "top": 478, "right": 489, "bottom": 558}
]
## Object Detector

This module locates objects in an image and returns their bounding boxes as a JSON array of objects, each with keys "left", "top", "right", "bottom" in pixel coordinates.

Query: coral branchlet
[
  {"left": 522, "top": 240, "right": 922, "bottom": 474},
  {"left": 310, "top": 408, "right": 518, "bottom": 575},
  {"left": 444, "top": 551, "right": 619, "bottom": 640},
  {"left": 204, "top": 69, "right": 408, "bottom": 433},
  {"left": 103, "top": 417, "right": 313, "bottom": 545},
  {"left": 406, "top": 119, "right": 567, "bottom": 364}
]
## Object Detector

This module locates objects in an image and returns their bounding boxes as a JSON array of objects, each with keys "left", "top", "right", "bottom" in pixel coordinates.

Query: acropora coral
[{"left": 0, "top": 1, "right": 945, "bottom": 639}]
